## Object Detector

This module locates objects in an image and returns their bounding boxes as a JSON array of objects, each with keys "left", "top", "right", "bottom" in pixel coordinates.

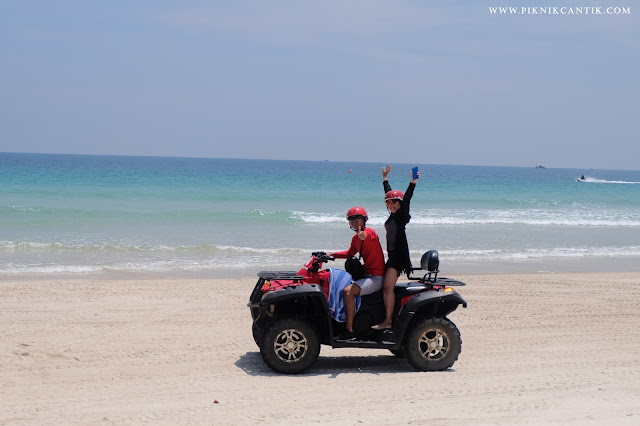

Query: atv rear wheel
[
  {"left": 404, "top": 317, "right": 461, "bottom": 371},
  {"left": 259, "top": 317, "right": 320, "bottom": 374}
]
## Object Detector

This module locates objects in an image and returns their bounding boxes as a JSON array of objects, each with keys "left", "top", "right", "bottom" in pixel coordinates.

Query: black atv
[{"left": 248, "top": 250, "right": 467, "bottom": 374}]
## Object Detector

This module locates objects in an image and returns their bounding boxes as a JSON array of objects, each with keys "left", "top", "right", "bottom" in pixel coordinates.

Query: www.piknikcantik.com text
[{"left": 489, "top": 6, "right": 631, "bottom": 15}]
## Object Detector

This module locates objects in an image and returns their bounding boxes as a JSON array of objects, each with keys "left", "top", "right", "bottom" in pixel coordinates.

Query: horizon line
[{"left": 1, "top": 151, "right": 634, "bottom": 172}]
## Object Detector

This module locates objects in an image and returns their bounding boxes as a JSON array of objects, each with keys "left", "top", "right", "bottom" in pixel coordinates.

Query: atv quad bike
[{"left": 248, "top": 250, "right": 466, "bottom": 374}]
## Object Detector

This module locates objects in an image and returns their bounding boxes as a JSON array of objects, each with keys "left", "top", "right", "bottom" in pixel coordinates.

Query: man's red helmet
[
  {"left": 346, "top": 206, "right": 368, "bottom": 221},
  {"left": 384, "top": 190, "right": 404, "bottom": 201}
]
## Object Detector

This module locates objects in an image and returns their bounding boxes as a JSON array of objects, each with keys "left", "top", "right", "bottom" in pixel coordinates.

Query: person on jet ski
[
  {"left": 330, "top": 207, "right": 385, "bottom": 340},
  {"left": 580, "top": 174, "right": 585, "bottom": 180},
  {"left": 373, "top": 164, "right": 420, "bottom": 331}
]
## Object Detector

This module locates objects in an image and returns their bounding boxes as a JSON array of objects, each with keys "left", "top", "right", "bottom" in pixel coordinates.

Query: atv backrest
[{"left": 420, "top": 250, "right": 439, "bottom": 272}]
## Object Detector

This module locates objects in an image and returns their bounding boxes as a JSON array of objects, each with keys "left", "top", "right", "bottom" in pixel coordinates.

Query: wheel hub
[
  {"left": 274, "top": 329, "right": 308, "bottom": 363},
  {"left": 418, "top": 328, "right": 448, "bottom": 360}
]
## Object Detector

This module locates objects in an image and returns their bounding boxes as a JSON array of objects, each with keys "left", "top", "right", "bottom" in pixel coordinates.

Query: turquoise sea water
[{"left": 2, "top": 153, "right": 640, "bottom": 278}]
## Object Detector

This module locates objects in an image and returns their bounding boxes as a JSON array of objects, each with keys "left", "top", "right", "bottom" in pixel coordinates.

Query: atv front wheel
[
  {"left": 252, "top": 323, "right": 262, "bottom": 347},
  {"left": 389, "top": 348, "right": 405, "bottom": 358},
  {"left": 259, "top": 317, "right": 320, "bottom": 374},
  {"left": 404, "top": 317, "right": 461, "bottom": 371}
]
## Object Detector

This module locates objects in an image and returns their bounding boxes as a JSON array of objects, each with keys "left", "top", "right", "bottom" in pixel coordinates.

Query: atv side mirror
[{"left": 421, "top": 250, "right": 439, "bottom": 272}]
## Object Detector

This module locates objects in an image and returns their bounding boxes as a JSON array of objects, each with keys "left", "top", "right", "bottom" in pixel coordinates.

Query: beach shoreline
[
  {"left": 3, "top": 254, "right": 640, "bottom": 283},
  {"left": 2, "top": 272, "right": 639, "bottom": 424}
]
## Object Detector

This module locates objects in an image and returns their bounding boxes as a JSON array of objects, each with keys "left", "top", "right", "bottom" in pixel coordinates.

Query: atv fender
[
  {"left": 393, "top": 290, "right": 467, "bottom": 343},
  {"left": 260, "top": 283, "right": 327, "bottom": 306},
  {"left": 250, "top": 284, "right": 331, "bottom": 331}
]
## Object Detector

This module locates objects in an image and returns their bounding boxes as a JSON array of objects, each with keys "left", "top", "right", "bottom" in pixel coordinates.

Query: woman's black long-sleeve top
[{"left": 383, "top": 180, "right": 415, "bottom": 276}]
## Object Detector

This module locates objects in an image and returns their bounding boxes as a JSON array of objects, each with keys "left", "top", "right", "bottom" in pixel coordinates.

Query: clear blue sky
[{"left": 1, "top": 1, "right": 637, "bottom": 169}]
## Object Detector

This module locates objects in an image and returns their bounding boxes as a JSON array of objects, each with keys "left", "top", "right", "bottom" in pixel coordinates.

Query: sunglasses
[
  {"left": 385, "top": 200, "right": 400, "bottom": 205},
  {"left": 347, "top": 215, "right": 363, "bottom": 222}
]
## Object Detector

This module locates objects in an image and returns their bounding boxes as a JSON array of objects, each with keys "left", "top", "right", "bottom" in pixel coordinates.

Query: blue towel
[{"left": 328, "top": 268, "right": 361, "bottom": 322}]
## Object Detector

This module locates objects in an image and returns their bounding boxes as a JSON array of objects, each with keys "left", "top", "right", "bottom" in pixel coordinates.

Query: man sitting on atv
[{"left": 330, "top": 207, "right": 386, "bottom": 340}]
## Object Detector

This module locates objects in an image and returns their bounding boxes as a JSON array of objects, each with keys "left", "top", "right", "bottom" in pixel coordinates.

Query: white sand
[{"left": 1, "top": 273, "right": 639, "bottom": 424}]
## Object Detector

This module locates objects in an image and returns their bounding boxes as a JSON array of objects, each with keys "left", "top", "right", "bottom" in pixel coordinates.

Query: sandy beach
[{"left": 1, "top": 272, "right": 639, "bottom": 425}]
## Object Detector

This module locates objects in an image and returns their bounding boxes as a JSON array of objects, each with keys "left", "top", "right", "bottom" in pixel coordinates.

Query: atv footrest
[{"left": 332, "top": 339, "right": 398, "bottom": 349}]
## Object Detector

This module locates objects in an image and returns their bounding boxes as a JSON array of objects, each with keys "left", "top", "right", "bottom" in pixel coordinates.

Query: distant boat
[{"left": 535, "top": 165, "right": 546, "bottom": 169}]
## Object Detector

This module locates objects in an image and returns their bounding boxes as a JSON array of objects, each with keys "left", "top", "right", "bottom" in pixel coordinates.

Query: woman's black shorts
[{"left": 385, "top": 251, "right": 411, "bottom": 275}]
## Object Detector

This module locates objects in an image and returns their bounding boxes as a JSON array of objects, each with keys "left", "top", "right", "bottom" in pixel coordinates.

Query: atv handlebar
[{"left": 311, "top": 251, "right": 334, "bottom": 263}]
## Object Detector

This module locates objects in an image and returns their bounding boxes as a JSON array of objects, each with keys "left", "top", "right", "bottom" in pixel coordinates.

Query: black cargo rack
[
  {"left": 433, "top": 277, "right": 466, "bottom": 286},
  {"left": 407, "top": 267, "right": 466, "bottom": 286},
  {"left": 250, "top": 271, "right": 308, "bottom": 304},
  {"left": 257, "top": 271, "right": 307, "bottom": 281}
]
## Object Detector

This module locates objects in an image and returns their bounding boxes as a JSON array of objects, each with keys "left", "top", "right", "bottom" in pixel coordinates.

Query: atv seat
[
  {"left": 393, "top": 277, "right": 466, "bottom": 299},
  {"left": 393, "top": 282, "right": 429, "bottom": 299}
]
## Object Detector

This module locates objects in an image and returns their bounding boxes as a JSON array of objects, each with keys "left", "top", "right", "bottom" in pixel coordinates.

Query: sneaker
[{"left": 337, "top": 329, "right": 356, "bottom": 341}]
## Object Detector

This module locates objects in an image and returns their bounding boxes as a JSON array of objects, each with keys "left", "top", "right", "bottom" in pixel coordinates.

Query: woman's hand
[
  {"left": 382, "top": 164, "right": 392, "bottom": 180},
  {"left": 411, "top": 170, "right": 421, "bottom": 184}
]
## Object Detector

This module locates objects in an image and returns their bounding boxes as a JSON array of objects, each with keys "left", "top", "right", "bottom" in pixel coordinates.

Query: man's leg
[{"left": 343, "top": 283, "right": 362, "bottom": 332}]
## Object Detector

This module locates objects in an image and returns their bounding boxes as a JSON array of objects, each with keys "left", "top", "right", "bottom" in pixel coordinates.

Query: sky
[{"left": 1, "top": 1, "right": 638, "bottom": 169}]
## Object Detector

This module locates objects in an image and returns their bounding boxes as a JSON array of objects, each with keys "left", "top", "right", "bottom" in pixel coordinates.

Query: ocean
[{"left": 2, "top": 152, "right": 640, "bottom": 278}]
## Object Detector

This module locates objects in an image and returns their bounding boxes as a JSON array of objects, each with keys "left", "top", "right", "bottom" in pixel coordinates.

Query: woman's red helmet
[
  {"left": 346, "top": 206, "right": 368, "bottom": 221},
  {"left": 384, "top": 190, "right": 404, "bottom": 202}
]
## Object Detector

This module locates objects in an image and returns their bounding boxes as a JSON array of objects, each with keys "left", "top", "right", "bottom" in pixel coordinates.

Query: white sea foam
[
  {"left": 426, "top": 246, "right": 640, "bottom": 261},
  {"left": 581, "top": 177, "right": 640, "bottom": 184},
  {"left": 3, "top": 244, "right": 640, "bottom": 276},
  {"left": 0, "top": 241, "right": 312, "bottom": 255},
  {"left": 0, "top": 264, "right": 101, "bottom": 274},
  {"left": 289, "top": 209, "right": 640, "bottom": 227},
  {"left": 291, "top": 211, "right": 342, "bottom": 223}
]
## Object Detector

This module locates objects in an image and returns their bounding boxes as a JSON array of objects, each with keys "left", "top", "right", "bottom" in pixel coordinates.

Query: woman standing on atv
[
  {"left": 373, "top": 164, "right": 420, "bottom": 331},
  {"left": 330, "top": 207, "right": 386, "bottom": 340}
]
